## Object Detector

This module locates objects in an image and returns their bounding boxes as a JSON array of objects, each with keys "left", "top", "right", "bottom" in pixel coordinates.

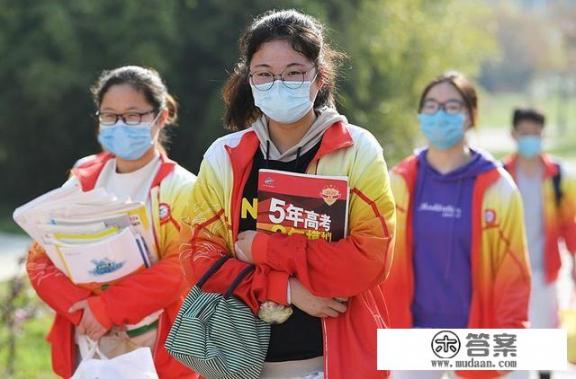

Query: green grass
[
  {"left": 0, "top": 316, "right": 55, "bottom": 379},
  {"left": 0, "top": 279, "right": 55, "bottom": 379}
]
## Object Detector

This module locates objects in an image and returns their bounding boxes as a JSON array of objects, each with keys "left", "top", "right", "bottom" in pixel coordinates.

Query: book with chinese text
[{"left": 257, "top": 169, "right": 349, "bottom": 241}]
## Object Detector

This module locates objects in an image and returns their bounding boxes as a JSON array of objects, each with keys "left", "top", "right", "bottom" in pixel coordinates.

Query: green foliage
[
  {"left": 0, "top": 205, "right": 21, "bottom": 234},
  {"left": 0, "top": 273, "right": 53, "bottom": 378},
  {"left": 0, "top": 0, "right": 496, "bottom": 205},
  {"left": 0, "top": 315, "right": 54, "bottom": 379},
  {"left": 319, "top": 0, "right": 496, "bottom": 161},
  {"left": 479, "top": 1, "right": 567, "bottom": 92}
]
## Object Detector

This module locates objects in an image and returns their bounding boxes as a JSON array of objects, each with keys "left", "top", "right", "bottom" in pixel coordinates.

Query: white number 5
[{"left": 269, "top": 198, "right": 286, "bottom": 224}]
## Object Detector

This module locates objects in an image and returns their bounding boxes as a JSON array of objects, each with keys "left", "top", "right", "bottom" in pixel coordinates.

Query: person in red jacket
[
  {"left": 503, "top": 107, "right": 576, "bottom": 379},
  {"left": 179, "top": 9, "right": 396, "bottom": 379},
  {"left": 385, "top": 72, "right": 530, "bottom": 379},
  {"left": 25, "top": 66, "right": 196, "bottom": 378}
]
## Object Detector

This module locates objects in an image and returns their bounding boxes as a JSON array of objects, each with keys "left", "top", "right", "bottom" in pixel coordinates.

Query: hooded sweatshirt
[
  {"left": 412, "top": 148, "right": 498, "bottom": 328},
  {"left": 251, "top": 107, "right": 347, "bottom": 162},
  {"left": 240, "top": 107, "right": 348, "bottom": 362}
]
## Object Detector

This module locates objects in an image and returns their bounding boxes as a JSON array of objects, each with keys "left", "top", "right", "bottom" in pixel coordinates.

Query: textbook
[
  {"left": 55, "top": 227, "right": 151, "bottom": 284},
  {"left": 13, "top": 185, "right": 154, "bottom": 284},
  {"left": 256, "top": 169, "right": 349, "bottom": 242}
]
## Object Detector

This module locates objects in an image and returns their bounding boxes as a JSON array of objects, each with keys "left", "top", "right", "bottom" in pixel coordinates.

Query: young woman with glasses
[
  {"left": 384, "top": 71, "right": 531, "bottom": 379},
  {"left": 26, "top": 66, "right": 197, "bottom": 378},
  {"left": 179, "top": 9, "right": 396, "bottom": 379}
]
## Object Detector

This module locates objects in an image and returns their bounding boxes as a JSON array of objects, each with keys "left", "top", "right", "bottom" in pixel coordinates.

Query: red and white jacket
[
  {"left": 180, "top": 122, "right": 396, "bottom": 379},
  {"left": 26, "top": 153, "right": 196, "bottom": 378}
]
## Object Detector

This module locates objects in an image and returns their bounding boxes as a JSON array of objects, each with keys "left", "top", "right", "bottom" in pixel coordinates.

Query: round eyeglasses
[{"left": 249, "top": 66, "right": 317, "bottom": 91}]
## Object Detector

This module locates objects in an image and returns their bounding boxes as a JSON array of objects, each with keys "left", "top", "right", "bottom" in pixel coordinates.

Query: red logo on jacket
[
  {"left": 159, "top": 203, "right": 172, "bottom": 224},
  {"left": 484, "top": 209, "right": 497, "bottom": 225}
]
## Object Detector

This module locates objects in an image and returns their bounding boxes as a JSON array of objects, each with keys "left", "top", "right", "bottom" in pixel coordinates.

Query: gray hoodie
[{"left": 250, "top": 107, "right": 348, "bottom": 162}]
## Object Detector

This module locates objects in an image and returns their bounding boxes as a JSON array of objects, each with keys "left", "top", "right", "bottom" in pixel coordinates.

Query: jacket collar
[
  {"left": 503, "top": 153, "right": 558, "bottom": 180},
  {"left": 394, "top": 153, "right": 501, "bottom": 195},
  {"left": 224, "top": 121, "right": 354, "bottom": 241},
  {"left": 312, "top": 121, "right": 354, "bottom": 161},
  {"left": 71, "top": 151, "right": 176, "bottom": 191},
  {"left": 225, "top": 121, "right": 354, "bottom": 173}
]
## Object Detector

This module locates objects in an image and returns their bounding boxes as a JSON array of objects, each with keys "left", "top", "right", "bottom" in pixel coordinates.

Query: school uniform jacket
[
  {"left": 504, "top": 154, "right": 576, "bottom": 283},
  {"left": 384, "top": 155, "right": 531, "bottom": 379},
  {"left": 180, "top": 122, "right": 396, "bottom": 379},
  {"left": 26, "top": 152, "right": 196, "bottom": 378}
]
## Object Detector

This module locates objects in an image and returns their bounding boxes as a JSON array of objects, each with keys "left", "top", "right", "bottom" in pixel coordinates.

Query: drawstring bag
[
  {"left": 165, "top": 256, "right": 270, "bottom": 379},
  {"left": 72, "top": 335, "right": 158, "bottom": 379}
]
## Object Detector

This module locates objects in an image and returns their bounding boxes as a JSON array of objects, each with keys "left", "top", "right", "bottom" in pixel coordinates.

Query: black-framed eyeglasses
[
  {"left": 421, "top": 99, "right": 465, "bottom": 115},
  {"left": 96, "top": 110, "right": 157, "bottom": 126},
  {"left": 249, "top": 66, "right": 317, "bottom": 91}
]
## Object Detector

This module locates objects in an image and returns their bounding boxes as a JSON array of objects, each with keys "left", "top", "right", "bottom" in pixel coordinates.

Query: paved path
[{"left": 0, "top": 232, "right": 30, "bottom": 281}]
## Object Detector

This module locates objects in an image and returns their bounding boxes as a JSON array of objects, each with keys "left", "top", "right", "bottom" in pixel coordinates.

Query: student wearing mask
[
  {"left": 384, "top": 71, "right": 531, "bottom": 379},
  {"left": 179, "top": 9, "right": 395, "bottom": 379},
  {"left": 503, "top": 107, "right": 576, "bottom": 379},
  {"left": 26, "top": 66, "right": 196, "bottom": 378}
]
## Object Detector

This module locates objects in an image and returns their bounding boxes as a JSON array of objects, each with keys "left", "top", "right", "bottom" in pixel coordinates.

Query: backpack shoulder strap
[{"left": 552, "top": 162, "right": 563, "bottom": 207}]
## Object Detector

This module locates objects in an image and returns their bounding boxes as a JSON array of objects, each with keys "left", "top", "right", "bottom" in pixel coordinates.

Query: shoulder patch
[{"left": 159, "top": 203, "right": 172, "bottom": 224}]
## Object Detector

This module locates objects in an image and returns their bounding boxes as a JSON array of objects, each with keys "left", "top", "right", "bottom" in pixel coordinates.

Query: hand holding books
[
  {"left": 248, "top": 169, "right": 351, "bottom": 323},
  {"left": 288, "top": 278, "right": 348, "bottom": 319},
  {"left": 234, "top": 231, "right": 255, "bottom": 263},
  {"left": 236, "top": 229, "right": 349, "bottom": 322}
]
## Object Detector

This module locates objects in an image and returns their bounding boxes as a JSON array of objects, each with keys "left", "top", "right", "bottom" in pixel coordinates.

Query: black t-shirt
[{"left": 239, "top": 141, "right": 323, "bottom": 362}]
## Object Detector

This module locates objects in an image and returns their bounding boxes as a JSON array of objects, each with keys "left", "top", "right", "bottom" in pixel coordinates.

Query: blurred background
[{"left": 0, "top": 0, "right": 575, "bottom": 377}]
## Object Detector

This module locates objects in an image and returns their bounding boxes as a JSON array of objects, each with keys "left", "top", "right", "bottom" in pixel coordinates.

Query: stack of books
[{"left": 13, "top": 185, "right": 155, "bottom": 285}]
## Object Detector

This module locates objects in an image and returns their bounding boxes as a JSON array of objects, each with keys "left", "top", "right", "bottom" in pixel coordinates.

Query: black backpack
[{"left": 551, "top": 163, "right": 564, "bottom": 207}]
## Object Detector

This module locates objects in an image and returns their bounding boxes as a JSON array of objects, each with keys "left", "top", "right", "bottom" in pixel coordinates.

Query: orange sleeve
[
  {"left": 179, "top": 156, "right": 290, "bottom": 315},
  {"left": 251, "top": 150, "right": 396, "bottom": 298},
  {"left": 492, "top": 188, "right": 531, "bottom": 328},
  {"left": 559, "top": 169, "right": 576, "bottom": 254},
  {"left": 561, "top": 222, "right": 576, "bottom": 254},
  {"left": 252, "top": 229, "right": 392, "bottom": 298},
  {"left": 181, "top": 230, "right": 289, "bottom": 314},
  {"left": 89, "top": 251, "right": 186, "bottom": 326},
  {"left": 26, "top": 242, "right": 90, "bottom": 325}
]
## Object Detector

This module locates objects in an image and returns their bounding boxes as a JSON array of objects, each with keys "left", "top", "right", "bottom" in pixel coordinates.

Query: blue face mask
[
  {"left": 97, "top": 117, "right": 157, "bottom": 160},
  {"left": 517, "top": 135, "right": 542, "bottom": 159},
  {"left": 418, "top": 111, "right": 466, "bottom": 150},
  {"left": 251, "top": 80, "right": 314, "bottom": 124}
]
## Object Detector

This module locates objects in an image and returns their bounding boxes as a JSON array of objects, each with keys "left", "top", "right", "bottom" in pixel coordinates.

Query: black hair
[
  {"left": 419, "top": 71, "right": 479, "bottom": 127},
  {"left": 512, "top": 107, "right": 546, "bottom": 129},
  {"left": 91, "top": 65, "right": 178, "bottom": 150},
  {"left": 222, "top": 9, "right": 344, "bottom": 130}
]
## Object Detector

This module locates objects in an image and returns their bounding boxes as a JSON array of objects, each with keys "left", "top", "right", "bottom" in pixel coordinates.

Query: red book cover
[{"left": 257, "top": 169, "right": 349, "bottom": 242}]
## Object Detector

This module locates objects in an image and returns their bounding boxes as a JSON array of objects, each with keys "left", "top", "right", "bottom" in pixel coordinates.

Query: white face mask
[{"left": 251, "top": 80, "right": 314, "bottom": 124}]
